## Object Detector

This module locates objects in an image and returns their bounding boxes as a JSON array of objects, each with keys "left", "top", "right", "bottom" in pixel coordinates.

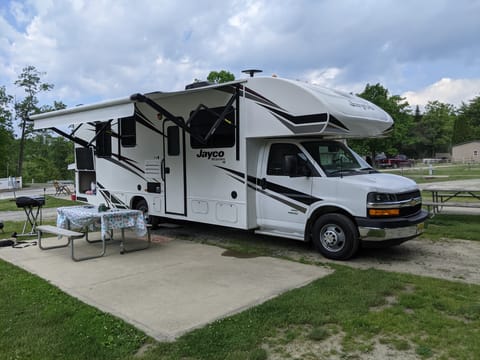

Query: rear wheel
[
  {"left": 133, "top": 199, "right": 159, "bottom": 228},
  {"left": 312, "top": 213, "right": 359, "bottom": 260}
]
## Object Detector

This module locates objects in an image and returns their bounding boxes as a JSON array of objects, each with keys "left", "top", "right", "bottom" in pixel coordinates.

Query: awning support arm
[
  {"left": 202, "top": 91, "right": 237, "bottom": 142},
  {"left": 130, "top": 93, "right": 207, "bottom": 144},
  {"left": 87, "top": 119, "right": 113, "bottom": 147},
  {"left": 51, "top": 127, "right": 90, "bottom": 148},
  {"left": 131, "top": 84, "right": 241, "bottom": 145}
]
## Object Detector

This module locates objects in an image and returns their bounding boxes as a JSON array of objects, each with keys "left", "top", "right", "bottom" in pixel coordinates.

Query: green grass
[
  {"left": 424, "top": 214, "right": 480, "bottom": 241},
  {"left": 383, "top": 163, "right": 480, "bottom": 183},
  {"left": 0, "top": 260, "right": 148, "bottom": 359},
  {"left": 1, "top": 259, "right": 478, "bottom": 359},
  {"left": 0, "top": 196, "right": 80, "bottom": 240},
  {"left": 129, "top": 267, "right": 480, "bottom": 359},
  {"left": 0, "top": 195, "right": 79, "bottom": 212},
  {"left": 0, "top": 220, "right": 56, "bottom": 240},
  {"left": 0, "top": 172, "right": 479, "bottom": 358}
]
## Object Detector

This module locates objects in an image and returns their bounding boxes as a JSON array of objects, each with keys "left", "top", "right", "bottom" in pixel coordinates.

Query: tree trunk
[{"left": 17, "top": 116, "right": 26, "bottom": 177}]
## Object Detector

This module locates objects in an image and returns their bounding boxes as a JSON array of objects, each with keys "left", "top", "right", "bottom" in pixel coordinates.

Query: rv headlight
[
  {"left": 367, "top": 192, "right": 397, "bottom": 203},
  {"left": 367, "top": 192, "right": 400, "bottom": 218}
]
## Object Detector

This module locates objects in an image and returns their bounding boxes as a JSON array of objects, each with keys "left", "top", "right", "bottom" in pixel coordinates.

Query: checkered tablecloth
[{"left": 57, "top": 206, "right": 147, "bottom": 239}]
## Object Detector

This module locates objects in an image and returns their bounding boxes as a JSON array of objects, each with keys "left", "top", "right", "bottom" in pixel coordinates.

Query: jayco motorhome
[{"left": 31, "top": 75, "right": 428, "bottom": 259}]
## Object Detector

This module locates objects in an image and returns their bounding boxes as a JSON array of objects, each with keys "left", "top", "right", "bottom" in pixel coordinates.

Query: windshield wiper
[
  {"left": 359, "top": 167, "right": 379, "bottom": 174},
  {"left": 328, "top": 169, "right": 359, "bottom": 176}
]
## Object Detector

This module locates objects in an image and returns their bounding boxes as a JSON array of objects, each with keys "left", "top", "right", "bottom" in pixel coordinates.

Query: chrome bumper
[{"left": 359, "top": 222, "right": 425, "bottom": 242}]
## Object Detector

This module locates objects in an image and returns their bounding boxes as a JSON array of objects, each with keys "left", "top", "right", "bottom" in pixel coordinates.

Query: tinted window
[
  {"left": 190, "top": 106, "right": 235, "bottom": 148},
  {"left": 167, "top": 126, "right": 180, "bottom": 156},
  {"left": 96, "top": 122, "right": 112, "bottom": 157},
  {"left": 75, "top": 147, "right": 94, "bottom": 170},
  {"left": 267, "top": 143, "right": 310, "bottom": 176},
  {"left": 120, "top": 116, "right": 136, "bottom": 147}
]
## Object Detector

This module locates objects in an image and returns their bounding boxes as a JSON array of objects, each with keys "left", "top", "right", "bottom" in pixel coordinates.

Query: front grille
[
  {"left": 400, "top": 203, "right": 422, "bottom": 217},
  {"left": 399, "top": 190, "right": 422, "bottom": 217},
  {"left": 397, "top": 190, "right": 421, "bottom": 202}
]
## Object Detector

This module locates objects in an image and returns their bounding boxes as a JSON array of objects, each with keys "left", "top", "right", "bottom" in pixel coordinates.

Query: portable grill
[{"left": 15, "top": 196, "right": 45, "bottom": 236}]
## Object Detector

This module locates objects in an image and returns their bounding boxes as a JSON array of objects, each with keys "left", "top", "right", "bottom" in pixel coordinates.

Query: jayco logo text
[{"left": 196, "top": 150, "right": 225, "bottom": 159}]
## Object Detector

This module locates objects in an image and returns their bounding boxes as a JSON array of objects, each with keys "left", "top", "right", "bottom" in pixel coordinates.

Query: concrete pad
[{"left": 0, "top": 235, "right": 332, "bottom": 341}]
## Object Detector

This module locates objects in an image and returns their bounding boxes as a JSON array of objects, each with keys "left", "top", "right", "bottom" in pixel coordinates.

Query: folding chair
[
  {"left": 15, "top": 196, "right": 45, "bottom": 236},
  {"left": 53, "top": 181, "right": 72, "bottom": 196}
]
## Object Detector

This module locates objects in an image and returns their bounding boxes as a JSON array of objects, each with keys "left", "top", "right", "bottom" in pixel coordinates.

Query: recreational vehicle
[{"left": 31, "top": 75, "right": 428, "bottom": 260}]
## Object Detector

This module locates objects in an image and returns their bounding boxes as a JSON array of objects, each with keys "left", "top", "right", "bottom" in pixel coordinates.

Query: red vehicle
[{"left": 377, "top": 154, "right": 414, "bottom": 168}]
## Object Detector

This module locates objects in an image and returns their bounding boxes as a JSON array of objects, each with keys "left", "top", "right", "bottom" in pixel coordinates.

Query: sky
[{"left": 1, "top": 0, "right": 479, "bottom": 111}]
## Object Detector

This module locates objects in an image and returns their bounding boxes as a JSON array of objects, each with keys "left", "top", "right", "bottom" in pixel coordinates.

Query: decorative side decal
[{"left": 216, "top": 166, "right": 322, "bottom": 213}]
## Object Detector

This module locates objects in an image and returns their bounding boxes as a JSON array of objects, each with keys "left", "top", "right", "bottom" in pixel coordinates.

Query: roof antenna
[{"left": 242, "top": 69, "right": 263, "bottom": 78}]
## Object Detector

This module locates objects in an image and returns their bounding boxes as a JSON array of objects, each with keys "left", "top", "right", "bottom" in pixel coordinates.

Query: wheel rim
[{"left": 319, "top": 224, "right": 346, "bottom": 253}]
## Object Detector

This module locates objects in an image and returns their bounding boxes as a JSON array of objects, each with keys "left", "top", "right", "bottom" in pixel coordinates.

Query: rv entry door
[{"left": 163, "top": 122, "right": 186, "bottom": 215}]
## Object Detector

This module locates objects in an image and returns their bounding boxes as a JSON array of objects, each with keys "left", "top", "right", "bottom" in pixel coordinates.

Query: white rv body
[{"left": 31, "top": 76, "right": 427, "bottom": 259}]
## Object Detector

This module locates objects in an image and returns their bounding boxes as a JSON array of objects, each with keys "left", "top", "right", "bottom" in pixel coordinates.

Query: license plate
[{"left": 417, "top": 223, "right": 425, "bottom": 234}]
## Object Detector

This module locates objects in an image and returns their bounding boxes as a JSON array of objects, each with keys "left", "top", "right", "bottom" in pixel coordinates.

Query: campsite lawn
[
  {"left": 0, "top": 214, "right": 480, "bottom": 360},
  {"left": 1, "top": 170, "right": 479, "bottom": 359},
  {"left": 384, "top": 163, "right": 480, "bottom": 183},
  {"left": 0, "top": 255, "right": 479, "bottom": 359},
  {"left": 0, "top": 195, "right": 79, "bottom": 212},
  {"left": 425, "top": 214, "right": 480, "bottom": 241}
]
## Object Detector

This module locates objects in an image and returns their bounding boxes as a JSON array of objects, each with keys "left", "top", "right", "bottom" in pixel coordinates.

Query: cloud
[
  {"left": 403, "top": 78, "right": 480, "bottom": 108},
  {"left": 0, "top": 0, "right": 479, "bottom": 110}
]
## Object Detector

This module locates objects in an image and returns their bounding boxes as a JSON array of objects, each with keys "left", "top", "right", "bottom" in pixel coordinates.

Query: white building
[{"left": 452, "top": 141, "right": 480, "bottom": 163}]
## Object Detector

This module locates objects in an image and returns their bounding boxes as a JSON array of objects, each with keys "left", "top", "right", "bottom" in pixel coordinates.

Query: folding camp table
[{"left": 15, "top": 196, "right": 45, "bottom": 236}]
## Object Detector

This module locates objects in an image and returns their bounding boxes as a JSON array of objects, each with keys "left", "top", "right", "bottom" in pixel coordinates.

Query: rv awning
[
  {"left": 30, "top": 80, "right": 247, "bottom": 130},
  {"left": 31, "top": 97, "right": 135, "bottom": 130}
]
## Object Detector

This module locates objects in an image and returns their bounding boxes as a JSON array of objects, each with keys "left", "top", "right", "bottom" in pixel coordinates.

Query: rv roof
[{"left": 30, "top": 76, "right": 392, "bottom": 139}]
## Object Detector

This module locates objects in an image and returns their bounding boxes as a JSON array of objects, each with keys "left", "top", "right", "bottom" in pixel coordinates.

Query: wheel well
[
  {"left": 130, "top": 196, "right": 147, "bottom": 210},
  {"left": 305, "top": 206, "right": 358, "bottom": 242}
]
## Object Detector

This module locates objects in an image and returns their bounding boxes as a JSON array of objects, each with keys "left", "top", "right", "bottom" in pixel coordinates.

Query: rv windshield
[{"left": 301, "top": 141, "right": 375, "bottom": 177}]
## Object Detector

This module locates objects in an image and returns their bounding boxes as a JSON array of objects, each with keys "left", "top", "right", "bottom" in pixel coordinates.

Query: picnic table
[
  {"left": 420, "top": 181, "right": 480, "bottom": 215},
  {"left": 37, "top": 205, "right": 150, "bottom": 261}
]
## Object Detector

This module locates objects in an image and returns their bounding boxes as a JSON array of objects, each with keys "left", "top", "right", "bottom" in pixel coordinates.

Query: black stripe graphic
[{"left": 216, "top": 166, "right": 322, "bottom": 208}]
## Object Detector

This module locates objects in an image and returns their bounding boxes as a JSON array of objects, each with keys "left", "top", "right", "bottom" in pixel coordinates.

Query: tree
[
  {"left": 14, "top": 65, "right": 54, "bottom": 177},
  {"left": 349, "top": 83, "right": 413, "bottom": 159},
  {"left": 22, "top": 133, "right": 74, "bottom": 182},
  {"left": 415, "top": 101, "right": 455, "bottom": 157},
  {"left": 453, "top": 96, "right": 480, "bottom": 144},
  {"left": 0, "top": 85, "right": 15, "bottom": 176},
  {"left": 207, "top": 70, "right": 235, "bottom": 84}
]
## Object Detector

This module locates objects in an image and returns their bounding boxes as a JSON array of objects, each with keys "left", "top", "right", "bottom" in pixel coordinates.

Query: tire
[
  {"left": 133, "top": 199, "right": 159, "bottom": 228},
  {"left": 312, "top": 213, "right": 359, "bottom": 260}
]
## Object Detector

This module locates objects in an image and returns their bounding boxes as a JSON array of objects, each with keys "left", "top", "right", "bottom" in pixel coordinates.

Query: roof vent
[{"left": 242, "top": 69, "right": 263, "bottom": 78}]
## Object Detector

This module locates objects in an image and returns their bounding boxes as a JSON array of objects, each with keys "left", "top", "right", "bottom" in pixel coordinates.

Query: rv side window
[
  {"left": 120, "top": 116, "right": 136, "bottom": 147},
  {"left": 167, "top": 126, "right": 180, "bottom": 156},
  {"left": 96, "top": 122, "right": 112, "bottom": 157},
  {"left": 267, "top": 143, "right": 309, "bottom": 176},
  {"left": 75, "top": 147, "right": 95, "bottom": 170},
  {"left": 190, "top": 106, "right": 235, "bottom": 149}
]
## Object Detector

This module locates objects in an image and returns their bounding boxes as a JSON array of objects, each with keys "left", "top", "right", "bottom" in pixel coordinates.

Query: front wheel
[{"left": 312, "top": 214, "right": 359, "bottom": 260}]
